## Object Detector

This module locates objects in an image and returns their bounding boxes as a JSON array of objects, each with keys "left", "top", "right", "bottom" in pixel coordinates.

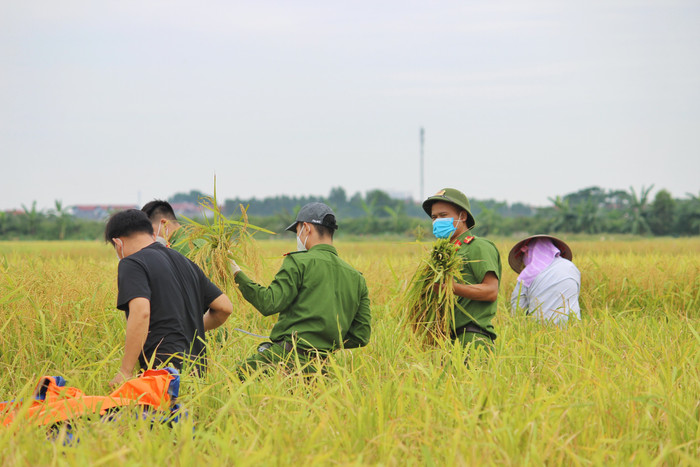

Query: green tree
[
  {"left": 689, "top": 192, "right": 700, "bottom": 235},
  {"left": 169, "top": 190, "right": 210, "bottom": 204},
  {"left": 564, "top": 186, "right": 607, "bottom": 207},
  {"left": 21, "top": 201, "right": 40, "bottom": 237},
  {"left": 676, "top": 191, "right": 700, "bottom": 235},
  {"left": 383, "top": 202, "right": 409, "bottom": 233},
  {"left": 328, "top": 187, "right": 347, "bottom": 207},
  {"left": 575, "top": 199, "right": 602, "bottom": 234},
  {"left": 547, "top": 196, "right": 577, "bottom": 233},
  {"left": 0, "top": 211, "right": 8, "bottom": 236},
  {"left": 365, "top": 190, "right": 393, "bottom": 218},
  {"left": 625, "top": 185, "right": 654, "bottom": 235},
  {"left": 473, "top": 204, "right": 502, "bottom": 236},
  {"left": 649, "top": 189, "right": 675, "bottom": 236},
  {"left": 49, "top": 200, "right": 72, "bottom": 240},
  {"left": 360, "top": 198, "right": 377, "bottom": 233}
]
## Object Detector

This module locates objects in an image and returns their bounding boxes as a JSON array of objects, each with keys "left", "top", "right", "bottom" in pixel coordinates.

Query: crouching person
[
  {"left": 508, "top": 235, "right": 581, "bottom": 325},
  {"left": 230, "top": 203, "right": 371, "bottom": 378},
  {"left": 106, "top": 210, "right": 233, "bottom": 387}
]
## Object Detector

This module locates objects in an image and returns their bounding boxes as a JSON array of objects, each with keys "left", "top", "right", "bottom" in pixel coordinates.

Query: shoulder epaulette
[
  {"left": 283, "top": 251, "right": 306, "bottom": 257},
  {"left": 454, "top": 236, "right": 475, "bottom": 248}
]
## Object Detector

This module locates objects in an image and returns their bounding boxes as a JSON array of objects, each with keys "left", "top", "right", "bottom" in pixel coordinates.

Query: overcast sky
[{"left": 1, "top": 0, "right": 698, "bottom": 211}]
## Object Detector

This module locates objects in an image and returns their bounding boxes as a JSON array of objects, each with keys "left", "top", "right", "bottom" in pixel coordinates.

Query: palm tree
[
  {"left": 21, "top": 201, "right": 40, "bottom": 236},
  {"left": 360, "top": 198, "right": 377, "bottom": 233},
  {"left": 548, "top": 196, "right": 577, "bottom": 233},
  {"left": 383, "top": 202, "right": 406, "bottom": 233},
  {"left": 625, "top": 185, "right": 654, "bottom": 235},
  {"left": 49, "top": 200, "right": 72, "bottom": 240}
]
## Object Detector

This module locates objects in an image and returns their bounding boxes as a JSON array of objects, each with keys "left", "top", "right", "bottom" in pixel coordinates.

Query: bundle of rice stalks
[
  {"left": 403, "top": 238, "right": 464, "bottom": 345},
  {"left": 178, "top": 177, "right": 274, "bottom": 295}
]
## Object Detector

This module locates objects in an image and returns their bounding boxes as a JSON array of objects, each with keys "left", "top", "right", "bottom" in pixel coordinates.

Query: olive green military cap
[{"left": 422, "top": 188, "right": 476, "bottom": 230}]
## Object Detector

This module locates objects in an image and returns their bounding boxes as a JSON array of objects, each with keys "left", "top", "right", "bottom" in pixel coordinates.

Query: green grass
[{"left": 0, "top": 238, "right": 698, "bottom": 465}]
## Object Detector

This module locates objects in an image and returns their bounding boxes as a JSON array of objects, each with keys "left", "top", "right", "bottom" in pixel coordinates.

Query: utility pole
[{"left": 419, "top": 127, "right": 425, "bottom": 201}]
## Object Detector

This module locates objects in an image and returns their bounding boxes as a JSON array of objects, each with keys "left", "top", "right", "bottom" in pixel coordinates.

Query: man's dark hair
[
  {"left": 312, "top": 214, "right": 338, "bottom": 239},
  {"left": 141, "top": 200, "right": 178, "bottom": 221},
  {"left": 105, "top": 209, "right": 155, "bottom": 245}
]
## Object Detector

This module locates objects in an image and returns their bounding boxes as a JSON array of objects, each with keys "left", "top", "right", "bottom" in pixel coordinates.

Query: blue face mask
[{"left": 433, "top": 218, "right": 457, "bottom": 239}]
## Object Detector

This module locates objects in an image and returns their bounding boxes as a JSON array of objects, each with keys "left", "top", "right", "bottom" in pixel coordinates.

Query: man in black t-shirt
[{"left": 105, "top": 210, "right": 233, "bottom": 387}]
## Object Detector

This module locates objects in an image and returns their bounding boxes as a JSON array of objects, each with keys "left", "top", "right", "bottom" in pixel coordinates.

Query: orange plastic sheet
[{"left": 0, "top": 369, "right": 177, "bottom": 427}]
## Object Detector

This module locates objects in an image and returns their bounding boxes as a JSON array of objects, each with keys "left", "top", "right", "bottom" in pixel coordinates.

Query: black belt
[{"left": 454, "top": 323, "right": 494, "bottom": 341}]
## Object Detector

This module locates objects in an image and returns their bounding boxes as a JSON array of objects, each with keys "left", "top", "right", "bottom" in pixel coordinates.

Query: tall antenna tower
[{"left": 419, "top": 127, "right": 425, "bottom": 201}]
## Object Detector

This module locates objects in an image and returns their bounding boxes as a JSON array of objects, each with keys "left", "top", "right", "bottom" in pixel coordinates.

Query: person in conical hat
[{"left": 508, "top": 234, "right": 581, "bottom": 325}]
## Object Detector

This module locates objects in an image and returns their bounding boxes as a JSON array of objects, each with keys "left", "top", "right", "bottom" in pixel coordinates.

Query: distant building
[
  {"left": 170, "top": 202, "right": 203, "bottom": 219},
  {"left": 3, "top": 209, "right": 24, "bottom": 216},
  {"left": 71, "top": 205, "right": 138, "bottom": 220}
]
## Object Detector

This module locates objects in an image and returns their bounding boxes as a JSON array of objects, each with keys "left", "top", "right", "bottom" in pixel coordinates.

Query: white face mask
[
  {"left": 154, "top": 222, "right": 169, "bottom": 246},
  {"left": 114, "top": 239, "right": 125, "bottom": 261},
  {"left": 296, "top": 225, "right": 310, "bottom": 251}
]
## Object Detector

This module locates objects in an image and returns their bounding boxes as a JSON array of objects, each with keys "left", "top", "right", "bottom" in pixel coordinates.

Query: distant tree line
[
  {"left": 1, "top": 186, "right": 698, "bottom": 240},
  {"left": 174, "top": 185, "right": 700, "bottom": 238},
  {"left": 0, "top": 201, "right": 104, "bottom": 241}
]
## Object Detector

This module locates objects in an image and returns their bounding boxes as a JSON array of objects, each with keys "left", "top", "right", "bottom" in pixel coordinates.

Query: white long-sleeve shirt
[{"left": 510, "top": 256, "right": 581, "bottom": 325}]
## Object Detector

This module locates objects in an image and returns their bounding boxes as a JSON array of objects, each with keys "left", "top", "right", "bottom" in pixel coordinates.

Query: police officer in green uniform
[
  {"left": 230, "top": 202, "right": 371, "bottom": 377},
  {"left": 422, "top": 188, "right": 501, "bottom": 351}
]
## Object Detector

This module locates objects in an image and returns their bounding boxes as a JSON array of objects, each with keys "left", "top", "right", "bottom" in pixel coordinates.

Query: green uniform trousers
[
  {"left": 237, "top": 342, "right": 327, "bottom": 379},
  {"left": 453, "top": 330, "right": 494, "bottom": 366},
  {"left": 454, "top": 330, "right": 494, "bottom": 351}
]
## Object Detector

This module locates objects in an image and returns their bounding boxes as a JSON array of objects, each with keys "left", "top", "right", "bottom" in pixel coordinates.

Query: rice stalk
[
  {"left": 402, "top": 238, "right": 464, "bottom": 346},
  {"left": 178, "top": 177, "right": 274, "bottom": 296}
]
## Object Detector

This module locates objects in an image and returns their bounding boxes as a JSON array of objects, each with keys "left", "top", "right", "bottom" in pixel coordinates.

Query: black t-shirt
[{"left": 116, "top": 242, "right": 223, "bottom": 370}]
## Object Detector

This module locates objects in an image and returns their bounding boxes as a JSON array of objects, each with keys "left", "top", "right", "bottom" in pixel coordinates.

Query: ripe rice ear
[
  {"left": 178, "top": 176, "right": 274, "bottom": 296},
  {"left": 402, "top": 239, "right": 464, "bottom": 346}
]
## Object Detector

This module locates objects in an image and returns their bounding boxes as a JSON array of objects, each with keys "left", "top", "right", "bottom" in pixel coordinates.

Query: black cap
[{"left": 285, "top": 202, "right": 339, "bottom": 232}]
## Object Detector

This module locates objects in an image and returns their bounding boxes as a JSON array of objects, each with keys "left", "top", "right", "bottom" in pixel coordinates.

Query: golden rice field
[{"left": 0, "top": 237, "right": 698, "bottom": 465}]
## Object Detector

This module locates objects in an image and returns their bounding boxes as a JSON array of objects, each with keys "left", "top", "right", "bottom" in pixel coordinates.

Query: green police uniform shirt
[
  {"left": 453, "top": 232, "right": 501, "bottom": 339},
  {"left": 234, "top": 244, "right": 371, "bottom": 351}
]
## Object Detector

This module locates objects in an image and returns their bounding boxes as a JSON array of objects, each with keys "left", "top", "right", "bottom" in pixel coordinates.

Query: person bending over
[
  {"left": 106, "top": 209, "right": 233, "bottom": 386},
  {"left": 508, "top": 235, "right": 581, "bottom": 325}
]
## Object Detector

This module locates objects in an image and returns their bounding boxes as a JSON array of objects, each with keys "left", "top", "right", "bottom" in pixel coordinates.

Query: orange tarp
[{"left": 0, "top": 369, "right": 176, "bottom": 427}]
